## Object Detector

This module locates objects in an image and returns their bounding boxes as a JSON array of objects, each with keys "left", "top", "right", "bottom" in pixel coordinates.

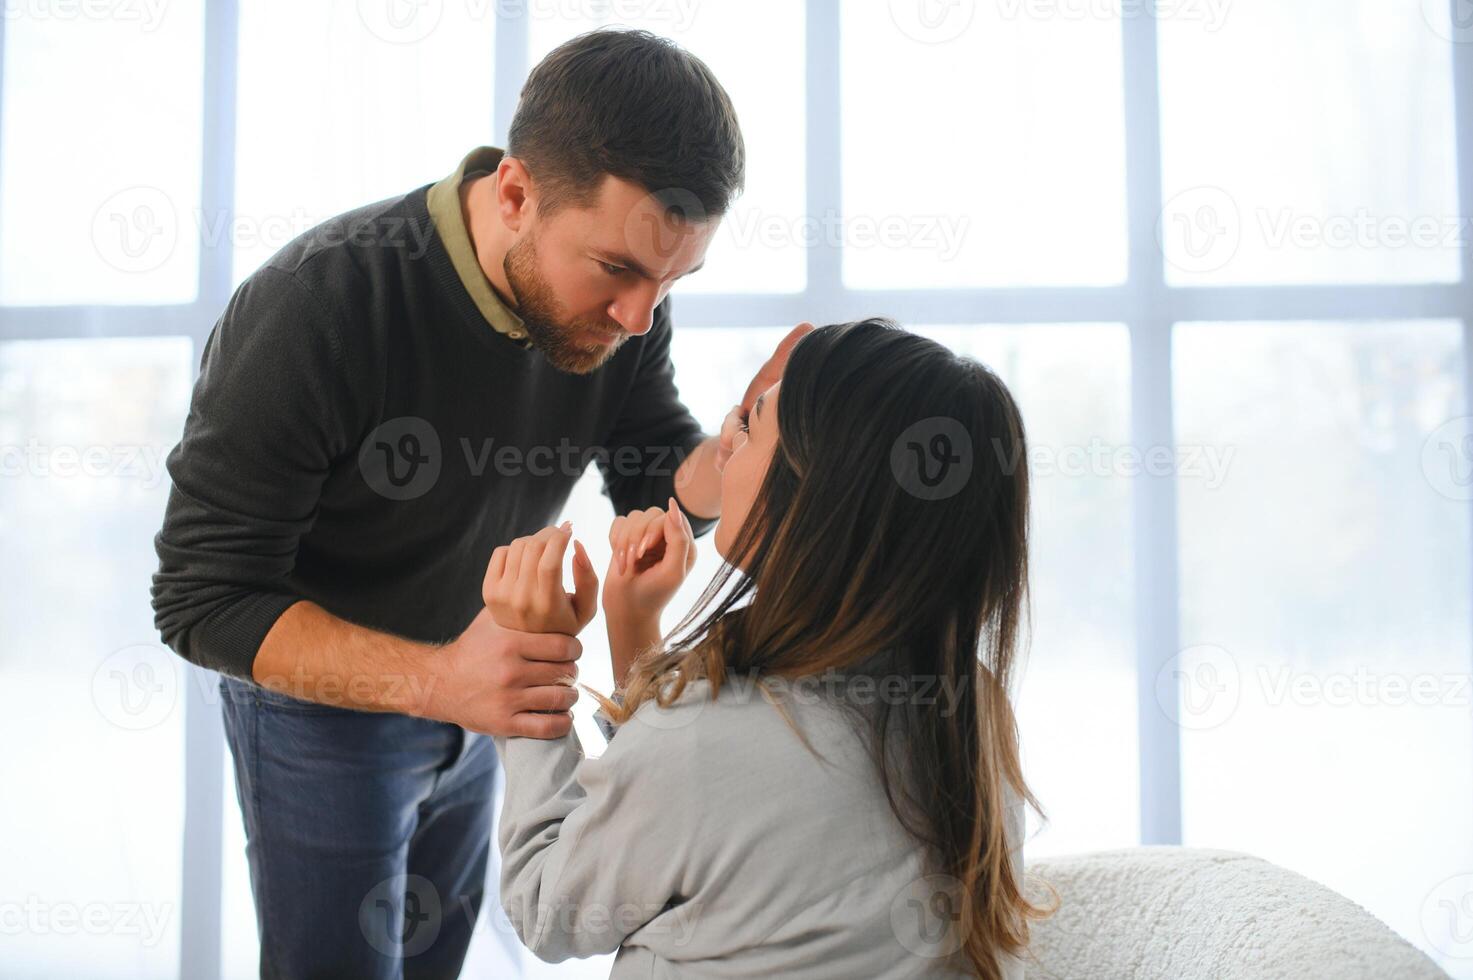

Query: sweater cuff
[{"left": 191, "top": 591, "right": 301, "bottom": 681}]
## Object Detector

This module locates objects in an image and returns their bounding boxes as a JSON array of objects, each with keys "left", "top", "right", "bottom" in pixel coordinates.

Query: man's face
[{"left": 504, "top": 174, "right": 717, "bottom": 374}]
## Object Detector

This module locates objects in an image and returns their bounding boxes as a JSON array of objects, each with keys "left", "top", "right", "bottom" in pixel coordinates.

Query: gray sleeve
[
  {"left": 595, "top": 297, "right": 716, "bottom": 538},
  {"left": 492, "top": 702, "right": 703, "bottom": 962}
]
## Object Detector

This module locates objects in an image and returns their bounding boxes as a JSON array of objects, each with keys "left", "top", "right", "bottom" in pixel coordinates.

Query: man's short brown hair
[{"left": 507, "top": 28, "right": 746, "bottom": 221}]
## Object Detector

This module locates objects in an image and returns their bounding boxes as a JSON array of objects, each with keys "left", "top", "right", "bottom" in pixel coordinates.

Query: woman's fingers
[
  {"left": 537, "top": 522, "right": 573, "bottom": 594},
  {"left": 636, "top": 505, "right": 668, "bottom": 560},
  {"left": 518, "top": 525, "right": 554, "bottom": 574},
  {"left": 515, "top": 525, "right": 560, "bottom": 598},
  {"left": 639, "top": 504, "right": 674, "bottom": 557},
  {"left": 680, "top": 507, "right": 697, "bottom": 574},
  {"left": 607, "top": 504, "right": 690, "bottom": 580},
  {"left": 569, "top": 538, "right": 599, "bottom": 625},
  {"left": 611, "top": 507, "right": 659, "bottom": 572},
  {"left": 505, "top": 537, "right": 526, "bottom": 587},
  {"left": 483, "top": 545, "right": 510, "bottom": 607},
  {"left": 660, "top": 498, "right": 691, "bottom": 578}
]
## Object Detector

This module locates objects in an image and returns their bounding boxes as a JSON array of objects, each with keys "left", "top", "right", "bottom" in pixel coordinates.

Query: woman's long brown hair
[{"left": 593, "top": 318, "right": 1051, "bottom": 977}]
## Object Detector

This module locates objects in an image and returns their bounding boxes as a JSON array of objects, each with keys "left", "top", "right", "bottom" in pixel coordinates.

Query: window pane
[
  {"left": 232, "top": 2, "right": 496, "bottom": 284},
  {"left": 841, "top": 2, "right": 1127, "bottom": 288},
  {"left": 915, "top": 325, "right": 1136, "bottom": 855},
  {"left": 1174, "top": 320, "right": 1472, "bottom": 973},
  {"left": 0, "top": 9, "right": 203, "bottom": 304},
  {"left": 527, "top": 6, "right": 806, "bottom": 294},
  {"left": 0, "top": 337, "right": 193, "bottom": 977},
  {"left": 1157, "top": 1, "right": 1460, "bottom": 284}
]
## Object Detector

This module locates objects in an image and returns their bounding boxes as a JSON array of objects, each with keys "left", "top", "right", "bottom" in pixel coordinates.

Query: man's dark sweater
[{"left": 151, "top": 181, "right": 714, "bottom": 682}]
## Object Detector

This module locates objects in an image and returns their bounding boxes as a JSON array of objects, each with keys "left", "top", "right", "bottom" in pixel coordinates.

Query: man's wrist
[
  {"left": 384, "top": 637, "right": 444, "bottom": 718},
  {"left": 410, "top": 634, "right": 471, "bottom": 723}
]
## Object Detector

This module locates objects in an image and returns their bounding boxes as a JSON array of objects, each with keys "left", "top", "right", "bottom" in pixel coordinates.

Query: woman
[{"left": 485, "top": 318, "right": 1047, "bottom": 978}]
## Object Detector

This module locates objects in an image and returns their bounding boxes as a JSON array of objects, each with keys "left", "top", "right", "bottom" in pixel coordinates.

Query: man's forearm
[
  {"left": 673, "top": 434, "right": 722, "bottom": 520},
  {"left": 605, "top": 611, "right": 662, "bottom": 690},
  {"left": 252, "top": 600, "right": 441, "bottom": 716}
]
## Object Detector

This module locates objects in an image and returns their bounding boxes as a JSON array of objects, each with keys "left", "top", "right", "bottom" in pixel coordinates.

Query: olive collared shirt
[{"left": 424, "top": 145, "right": 535, "bottom": 350}]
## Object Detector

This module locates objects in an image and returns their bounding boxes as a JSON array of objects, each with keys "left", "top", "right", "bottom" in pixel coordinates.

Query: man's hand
[
  {"left": 713, "top": 321, "right": 813, "bottom": 473},
  {"left": 431, "top": 608, "right": 582, "bottom": 738},
  {"left": 484, "top": 522, "right": 599, "bottom": 635}
]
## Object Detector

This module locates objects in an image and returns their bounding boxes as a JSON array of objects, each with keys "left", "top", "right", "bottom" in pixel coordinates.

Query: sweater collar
[{"left": 425, "top": 146, "right": 532, "bottom": 349}]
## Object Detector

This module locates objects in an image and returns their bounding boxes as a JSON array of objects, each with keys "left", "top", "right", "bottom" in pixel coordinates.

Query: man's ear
[{"left": 495, "top": 157, "right": 535, "bottom": 232}]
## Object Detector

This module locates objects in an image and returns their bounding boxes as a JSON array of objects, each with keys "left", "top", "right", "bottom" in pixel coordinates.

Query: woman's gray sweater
[{"left": 493, "top": 675, "right": 1025, "bottom": 978}]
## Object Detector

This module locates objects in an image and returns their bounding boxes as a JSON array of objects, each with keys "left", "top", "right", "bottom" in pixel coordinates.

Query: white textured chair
[{"left": 1022, "top": 848, "right": 1446, "bottom": 980}]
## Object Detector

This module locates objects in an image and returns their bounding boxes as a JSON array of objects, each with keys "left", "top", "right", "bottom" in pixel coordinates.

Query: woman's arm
[
  {"left": 605, "top": 611, "right": 661, "bottom": 690},
  {"left": 491, "top": 699, "right": 705, "bottom": 961}
]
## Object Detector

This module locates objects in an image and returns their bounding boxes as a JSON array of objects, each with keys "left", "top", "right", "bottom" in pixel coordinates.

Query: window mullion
[
  {"left": 177, "top": 3, "right": 239, "bottom": 980},
  {"left": 1450, "top": 1, "right": 1473, "bottom": 816},
  {"left": 805, "top": 0, "right": 841, "bottom": 313},
  {"left": 1121, "top": 8, "right": 1184, "bottom": 847},
  {"left": 492, "top": 6, "right": 529, "bottom": 147}
]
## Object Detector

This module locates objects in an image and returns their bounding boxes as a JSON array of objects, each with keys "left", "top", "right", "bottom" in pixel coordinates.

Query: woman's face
[{"left": 715, "top": 381, "right": 781, "bottom": 566}]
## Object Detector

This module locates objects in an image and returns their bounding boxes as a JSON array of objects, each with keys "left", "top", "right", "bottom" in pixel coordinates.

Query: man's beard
[{"left": 503, "top": 233, "right": 629, "bottom": 375}]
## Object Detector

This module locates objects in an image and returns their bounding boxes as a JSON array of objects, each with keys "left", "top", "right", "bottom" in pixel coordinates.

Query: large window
[{"left": 2, "top": 2, "right": 1468, "bottom": 977}]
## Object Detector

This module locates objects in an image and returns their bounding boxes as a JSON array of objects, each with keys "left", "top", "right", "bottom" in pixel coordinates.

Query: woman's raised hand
[
  {"left": 483, "top": 522, "right": 600, "bottom": 635},
  {"left": 603, "top": 497, "right": 697, "bottom": 622}
]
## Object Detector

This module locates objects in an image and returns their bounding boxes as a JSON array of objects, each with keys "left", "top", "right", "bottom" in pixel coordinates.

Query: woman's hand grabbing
[
  {"left": 602, "top": 497, "right": 697, "bottom": 623},
  {"left": 484, "top": 521, "right": 600, "bottom": 636}
]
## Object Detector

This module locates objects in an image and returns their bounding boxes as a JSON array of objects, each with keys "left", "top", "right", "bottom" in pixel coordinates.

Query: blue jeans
[{"left": 219, "top": 674, "right": 501, "bottom": 980}]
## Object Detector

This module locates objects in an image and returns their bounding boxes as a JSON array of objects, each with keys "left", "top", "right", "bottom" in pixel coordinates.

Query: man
[{"left": 152, "top": 27, "right": 808, "bottom": 978}]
